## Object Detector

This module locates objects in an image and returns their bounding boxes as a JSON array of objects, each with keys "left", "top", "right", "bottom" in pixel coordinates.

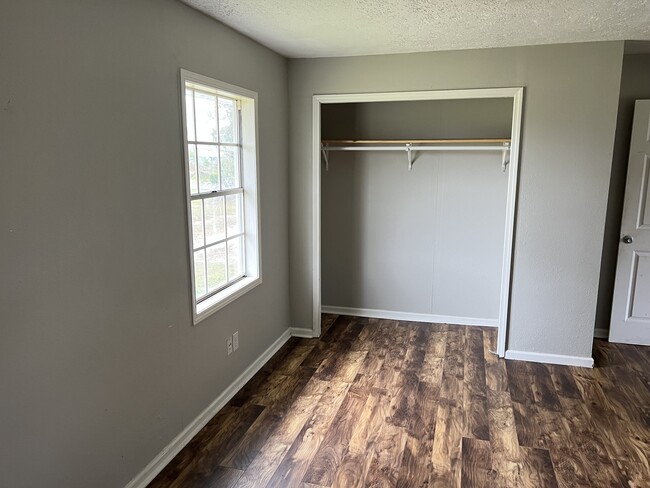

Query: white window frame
[{"left": 180, "top": 69, "right": 262, "bottom": 324}]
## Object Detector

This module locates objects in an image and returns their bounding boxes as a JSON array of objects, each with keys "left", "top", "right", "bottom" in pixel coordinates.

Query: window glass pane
[
  {"left": 197, "top": 144, "right": 219, "bottom": 193},
  {"left": 228, "top": 236, "right": 243, "bottom": 280},
  {"left": 218, "top": 97, "right": 236, "bottom": 144},
  {"left": 220, "top": 146, "right": 240, "bottom": 190},
  {"left": 194, "top": 249, "right": 207, "bottom": 299},
  {"left": 226, "top": 193, "right": 243, "bottom": 237},
  {"left": 207, "top": 243, "right": 227, "bottom": 292},
  {"left": 195, "top": 91, "right": 217, "bottom": 142},
  {"left": 204, "top": 196, "right": 226, "bottom": 245},
  {"left": 187, "top": 144, "right": 198, "bottom": 195},
  {"left": 191, "top": 200, "right": 204, "bottom": 249},
  {"left": 185, "top": 89, "right": 195, "bottom": 141}
]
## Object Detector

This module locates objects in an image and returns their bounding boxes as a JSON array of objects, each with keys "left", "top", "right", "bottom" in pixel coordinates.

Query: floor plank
[
  {"left": 330, "top": 387, "right": 385, "bottom": 487},
  {"left": 301, "top": 386, "right": 370, "bottom": 486},
  {"left": 486, "top": 389, "right": 523, "bottom": 488},
  {"left": 520, "top": 446, "right": 558, "bottom": 488},
  {"left": 234, "top": 379, "right": 330, "bottom": 488},
  {"left": 395, "top": 381, "right": 438, "bottom": 487},
  {"left": 460, "top": 437, "right": 494, "bottom": 488},
  {"left": 266, "top": 381, "right": 350, "bottom": 488}
]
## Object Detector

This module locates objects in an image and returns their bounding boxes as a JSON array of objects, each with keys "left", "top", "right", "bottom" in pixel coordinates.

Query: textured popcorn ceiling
[{"left": 182, "top": 0, "right": 650, "bottom": 58}]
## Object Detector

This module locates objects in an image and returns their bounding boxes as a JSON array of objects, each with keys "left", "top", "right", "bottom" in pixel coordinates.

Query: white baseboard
[
  {"left": 321, "top": 305, "right": 498, "bottom": 328},
  {"left": 124, "top": 329, "right": 292, "bottom": 488},
  {"left": 593, "top": 328, "right": 609, "bottom": 339},
  {"left": 505, "top": 349, "right": 594, "bottom": 368},
  {"left": 289, "top": 327, "right": 316, "bottom": 338}
]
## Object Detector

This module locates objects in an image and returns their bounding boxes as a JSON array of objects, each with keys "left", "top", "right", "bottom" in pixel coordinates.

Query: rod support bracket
[
  {"left": 321, "top": 143, "right": 329, "bottom": 171},
  {"left": 501, "top": 142, "right": 510, "bottom": 172},
  {"left": 406, "top": 143, "right": 413, "bottom": 171}
]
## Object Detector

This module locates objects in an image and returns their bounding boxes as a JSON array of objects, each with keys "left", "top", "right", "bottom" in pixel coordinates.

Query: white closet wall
[{"left": 321, "top": 99, "right": 513, "bottom": 323}]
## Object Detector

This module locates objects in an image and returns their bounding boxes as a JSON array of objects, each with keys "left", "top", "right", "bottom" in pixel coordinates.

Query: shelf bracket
[
  {"left": 501, "top": 142, "right": 510, "bottom": 172},
  {"left": 321, "top": 144, "right": 329, "bottom": 171},
  {"left": 406, "top": 143, "right": 414, "bottom": 171}
]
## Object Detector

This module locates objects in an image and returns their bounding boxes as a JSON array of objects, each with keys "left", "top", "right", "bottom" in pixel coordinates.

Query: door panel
[
  {"left": 630, "top": 252, "right": 650, "bottom": 319},
  {"left": 639, "top": 157, "right": 650, "bottom": 228},
  {"left": 610, "top": 100, "right": 650, "bottom": 345}
]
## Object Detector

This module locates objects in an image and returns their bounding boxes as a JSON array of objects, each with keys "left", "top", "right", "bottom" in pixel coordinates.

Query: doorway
[{"left": 311, "top": 88, "right": 524, "bottom": 357}]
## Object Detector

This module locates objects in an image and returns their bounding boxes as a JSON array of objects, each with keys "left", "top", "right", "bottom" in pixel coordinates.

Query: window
[{"left": 180, "top": 70, "right": 261, "bottom": 324}]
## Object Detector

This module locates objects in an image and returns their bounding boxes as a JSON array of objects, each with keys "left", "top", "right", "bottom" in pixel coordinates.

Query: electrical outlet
[
  {"left": 227, "top": 337, "right": 233, "bottom": 355},
  {"left": 233, "top": 331, "right": 239, "bottom": 351}
]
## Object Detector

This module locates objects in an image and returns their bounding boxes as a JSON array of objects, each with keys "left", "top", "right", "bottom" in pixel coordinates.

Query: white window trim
[{"left": 180, "top": 69, "right": 262, "bottom": 325}]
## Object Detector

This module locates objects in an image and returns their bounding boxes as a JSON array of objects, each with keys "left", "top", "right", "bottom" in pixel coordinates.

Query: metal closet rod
[
  {"left": 320, "top": 139, "right": 511, "bottom": 172},
  {"left": 321, "top": 138, "right": 511, "bottom": 144}
]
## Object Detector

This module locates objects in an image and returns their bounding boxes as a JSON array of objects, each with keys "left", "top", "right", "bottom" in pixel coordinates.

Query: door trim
[{"left": 311, "top": 87, "right": 524, "bottom": 357}]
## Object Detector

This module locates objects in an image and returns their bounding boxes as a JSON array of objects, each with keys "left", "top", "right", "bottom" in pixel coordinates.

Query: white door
[{"left": 610, "top": 100, "right": 650, "bottom": 345}]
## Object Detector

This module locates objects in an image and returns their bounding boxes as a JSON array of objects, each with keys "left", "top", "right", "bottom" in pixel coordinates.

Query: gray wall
[
  {"left": 596, "top": 50, "right": 650, "bottom": 334},
  {"left": 0, "top": 1, "right": 289, "bottom": 487},
  {"left": 289, "top": 42, "right": 624, "bottom": 359},
  {"left": 321, "top": 100, "right": 512, "bottom": 320}
]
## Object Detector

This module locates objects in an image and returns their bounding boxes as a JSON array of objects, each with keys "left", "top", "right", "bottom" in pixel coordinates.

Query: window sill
[{"left": 194, "top": 276, "right": 262, "bottom": 325}]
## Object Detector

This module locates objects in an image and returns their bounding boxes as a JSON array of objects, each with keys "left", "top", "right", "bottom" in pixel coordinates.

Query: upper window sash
[{"left": 185, "top": 88, "right": 240, "bottom": 145}]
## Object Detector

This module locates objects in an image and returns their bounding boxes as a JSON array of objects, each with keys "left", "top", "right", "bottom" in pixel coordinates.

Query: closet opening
[{"left": 312, "top": 88, "right": 524, "bottom": 357}]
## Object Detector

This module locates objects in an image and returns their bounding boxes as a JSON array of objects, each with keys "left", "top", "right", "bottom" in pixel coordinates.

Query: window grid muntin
[{"left": 185, "top": 84, "right": 246, "bottom": 304}]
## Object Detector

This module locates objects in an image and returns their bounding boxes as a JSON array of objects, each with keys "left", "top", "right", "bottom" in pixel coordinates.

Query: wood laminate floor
[{"left": 148, "top": 315, "right": 650, "bottom": 488}]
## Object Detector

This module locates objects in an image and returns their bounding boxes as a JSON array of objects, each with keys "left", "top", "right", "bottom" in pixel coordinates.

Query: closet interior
[{"left": 320, "top": 98, "right": 514, "bottom": 326}]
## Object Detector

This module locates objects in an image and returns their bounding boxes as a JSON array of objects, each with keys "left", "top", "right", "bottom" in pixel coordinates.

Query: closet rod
[
  {"left": 322, "top": 138, "right": 511, "bottom": 144},
  {"left": 320, "top": 140, "right": 511, "bottom": 172},
  {"left": 322, "top": 145, "right": 508, "bottom": 151}
]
